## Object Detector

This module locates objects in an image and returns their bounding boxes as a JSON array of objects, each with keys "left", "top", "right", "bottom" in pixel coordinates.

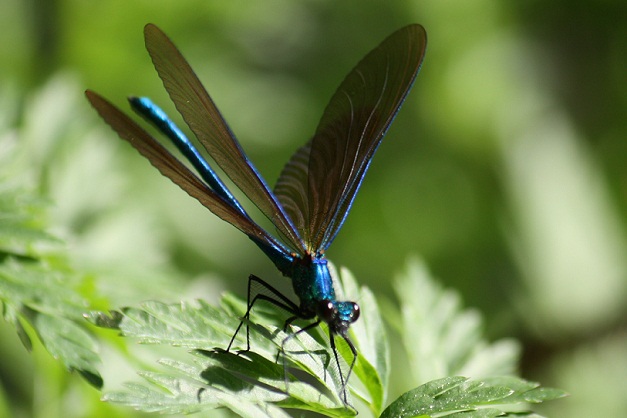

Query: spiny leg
[
  {"left": 227, "top": 274, "right": 300, "bottom": 352},
  {"left": 274, "top": 315, "right": 298, "bottom": 363},
  {"left": 330, "top": 334, "right": 358, "bottom": 404},
  {"left": 280, "top": 320, "right": 322, "bottom": 393}
]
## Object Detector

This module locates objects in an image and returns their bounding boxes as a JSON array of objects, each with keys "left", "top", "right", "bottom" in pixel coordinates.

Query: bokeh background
[{"left": 1, "top": 0, "right": 626, "bottom": 417}]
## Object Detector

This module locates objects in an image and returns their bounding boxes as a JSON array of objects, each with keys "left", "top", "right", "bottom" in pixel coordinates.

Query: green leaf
[
  {"left": 90, "top": 266, "right": 394, "bottom": 416},
  {"left": 377, "top": 260, "right": 565, "bottom": 418},
  {"left": 0, "top": 257, "right": 103, "bottom": 389},
  {"left": 392, "top": 259, "right": 521, "bottom": 383},
  {"left": 0, "top": 148, "right": 103, "bottom": 388},
  {"left": 89, "top": 262, "right": 566, "bottom": 417},
  {"left": 0, "top": 186, "right": 60, "bottom": 259},
  {"left": 105, "top": 374, "right": 292, "bottom": 417},
  {"left": 380, "top": 376, "right": 566, "bottom": 418},
  {"left": 478, "top": 376, "right": 567, "bottom": 405},
  {"left": 93, "top": 297, "right": 355, "bottom": 416},
  {"left": 35, "top": 313, "right": 102, "bottom": 387}
]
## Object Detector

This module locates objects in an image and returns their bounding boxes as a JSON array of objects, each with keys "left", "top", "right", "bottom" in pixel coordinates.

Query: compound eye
[
  {"left": 318, "top": 300, "right": 337, "bottom": 323},
  {"left": 349, "top": 303, "right": 360, "bottom": 322}
]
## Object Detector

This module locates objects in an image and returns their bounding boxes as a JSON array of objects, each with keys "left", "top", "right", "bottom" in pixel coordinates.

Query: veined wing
[
  {"left": 85, "top": 90, "right": 288, "bottom": 255},
  {"left": 143, "top": 24, "right": 306, "bottom": 254},
  {"left": 275, "top": 25, "right": 427, "bottom": 252}
]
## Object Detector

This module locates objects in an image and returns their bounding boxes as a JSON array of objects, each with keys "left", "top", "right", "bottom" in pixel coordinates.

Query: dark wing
[
  {"left": 143, "top": 24, "right": 306, "bottom": 254},
  {"left": 275, "top": 24, "right": 427, "bottom": 252},
  {"left": 85, "top": 90, "right": 288, "bottom": 254}
]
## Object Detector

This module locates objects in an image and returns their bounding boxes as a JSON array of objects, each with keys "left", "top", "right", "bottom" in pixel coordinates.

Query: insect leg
[{"left": 227, "top": 274, "right": 300, "bottom": 352}]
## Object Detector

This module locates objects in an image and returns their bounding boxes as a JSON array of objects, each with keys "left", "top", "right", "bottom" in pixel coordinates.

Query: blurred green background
[{"left": 1, "top": 0, "right": 626, "bottom": 417}]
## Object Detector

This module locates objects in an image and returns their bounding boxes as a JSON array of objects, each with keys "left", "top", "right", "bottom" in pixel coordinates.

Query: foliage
[
  {"left": 0, "top": 136, "right": 565, "bottom": 415},
  {"left": 0, "top": 140, "right": 103, "bottom": 388},
  {"left": 81, "top": 267, "right": 564, "bottom": 417}
]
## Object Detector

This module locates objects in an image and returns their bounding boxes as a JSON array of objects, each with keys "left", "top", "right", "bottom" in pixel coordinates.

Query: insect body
[{"left": 86, "top": 23, "right": 426, "bottom": 403}]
